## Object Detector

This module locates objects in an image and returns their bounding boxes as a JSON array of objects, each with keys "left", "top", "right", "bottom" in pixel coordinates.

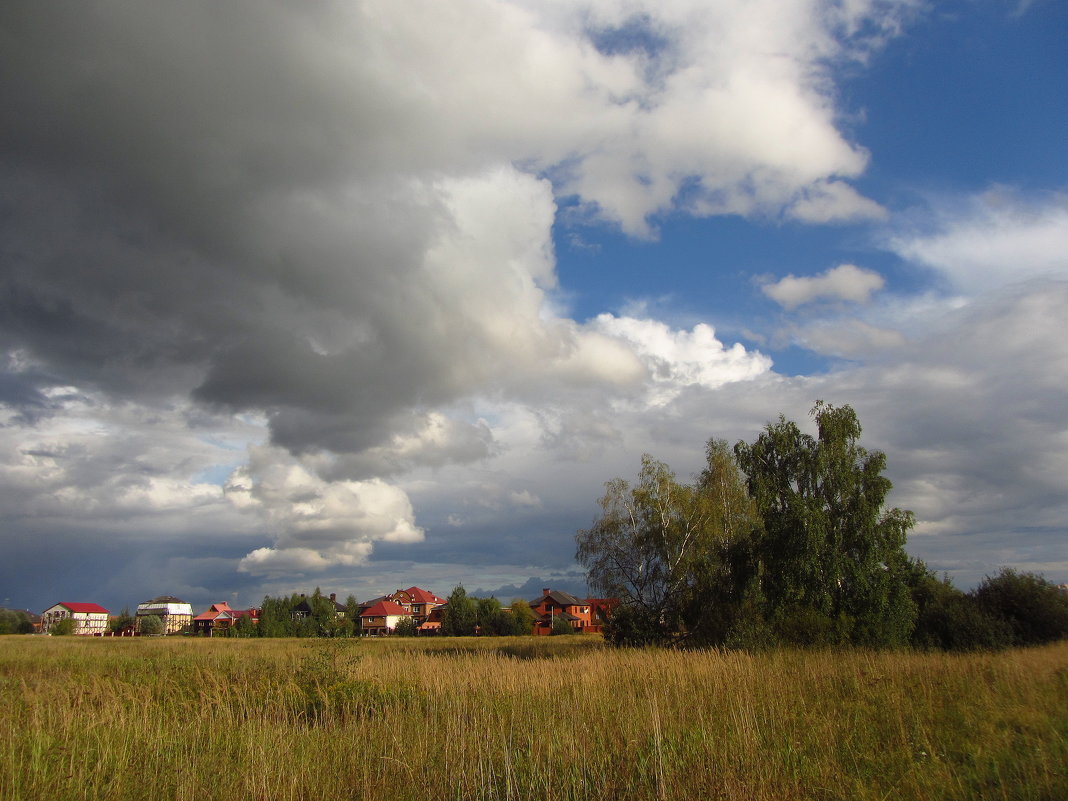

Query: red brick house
[
  {"left": 391, "top": 586, "right": 447, "bottom": 624},
  {"left": 357, "top": 586, "right": 446, "bottom": 635},
  {"left": 530, "top": 589, "right": 594, "bottom": 635}
]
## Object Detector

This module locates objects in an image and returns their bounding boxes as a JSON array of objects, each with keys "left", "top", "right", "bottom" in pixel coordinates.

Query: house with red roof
[
  {"left": 192, "top": 602, "right": 260, "bottom": 636},
  {"left": 358, "top": 599, "right": 412, "bottom": 636},
  {"left": 42, "top": 602, "right": 110, "bottom": 635},
  {"left": 356, "top": 586, "right": 447, "bottom": 635},
  {"left": 391, "top": 586, "right": 447, "bottom": 624}
]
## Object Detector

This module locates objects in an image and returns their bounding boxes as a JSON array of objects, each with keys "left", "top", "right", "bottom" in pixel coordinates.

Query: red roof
[
  {"left": 401, "top": 586, "right": 446, "bottom": 605},
  {"left": 193, "top": 602, "right": 234, "bottom": 621},
  {"left": 59, "top": 602, "right": 109, "bottom": 614},
  {"left": 361, "top": 600, "right": 409, "bottom": 617}
]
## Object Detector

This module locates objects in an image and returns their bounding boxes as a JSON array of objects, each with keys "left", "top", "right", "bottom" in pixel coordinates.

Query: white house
[
  {"left": 42, "top": 602, "right": 110, "bottom": 635},
  {"left": 136, "top": 596, "right": 193, "bottom": 634}
]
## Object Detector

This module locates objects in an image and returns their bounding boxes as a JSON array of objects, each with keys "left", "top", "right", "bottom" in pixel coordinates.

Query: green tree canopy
[
  {"left": 734, "top": 401, "right": 916, "bottom": 646},
  {"left": 441, "top": 585, "right": 477, "bottom": 636},
  {"left": 576, "top": 441, "right": 759, "bottom": 646},
  {"left": 972, "top": 568, "right": 1068, "bottom": 646},
  {"left": 551, "top": 613, "right": 574, "bottom": 635},
  {"left": 577, "top": 402, "right": 918, "bottom": 649},
  {"left": 509, "top": 599, "right": 535, "bottom": 636}
]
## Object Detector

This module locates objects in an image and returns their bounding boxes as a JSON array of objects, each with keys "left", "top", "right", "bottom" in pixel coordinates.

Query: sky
[{"left": 2, "top": 0, "right": 1066, "bottom": 614}]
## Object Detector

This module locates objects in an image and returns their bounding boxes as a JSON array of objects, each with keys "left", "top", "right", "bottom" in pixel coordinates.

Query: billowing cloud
[
  {"left": 7, "top": 1, "right": 1063, "bottom": 609},
  {"left": 762, "top": 263, "right": 886, "bottom": 309},
  {"left": 589, "top": 315, "right": 772, "bottom": 403},
  {"left": 0, "top": 1, "right": 910, "bottom": 472},
  {"left": 228, "top": 447, "right": 424, "bottom": 576}
]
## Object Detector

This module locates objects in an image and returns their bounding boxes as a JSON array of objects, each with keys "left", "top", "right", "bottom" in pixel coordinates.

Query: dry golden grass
[{"left": 1, "top": 635, "right": 1065, "bottom": 800}]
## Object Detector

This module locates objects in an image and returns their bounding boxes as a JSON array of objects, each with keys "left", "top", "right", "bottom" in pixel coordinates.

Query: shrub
[
  {"left": 603, "top": 604, "right": 664, "bottom": 646},
  {"left": 393, "top": 617, "right": 418, "bottom": 637},
  {"left": 50, "top": 617, "right": 75, "bottom": 636},
  {"left": 972, "top": 569, "right": 1068, "bottom": 647},
  {"left": 138, "top": 615, "right": 164, "bottom": 635},
  {"left": 550, "top": 614, "right": 575, "bottom": 636},
  {"left": 910, "top": 572, "right": 1011, "bottom": 651}
]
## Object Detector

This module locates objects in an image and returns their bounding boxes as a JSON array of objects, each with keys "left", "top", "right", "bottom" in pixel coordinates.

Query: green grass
[{"left": 1, "top": 636, "right": 1065, "bottom": 800}]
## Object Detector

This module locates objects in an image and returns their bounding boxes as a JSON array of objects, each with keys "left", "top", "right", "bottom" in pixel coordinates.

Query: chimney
[
  {"left": 300, "top": 593, "right": 305, "bottom": 599},
  {"left": 329, "top": 593, "right": 336, "bottom": 602},
  {"left": 543, "top": 588, "right": 550, "bottom": 596}
]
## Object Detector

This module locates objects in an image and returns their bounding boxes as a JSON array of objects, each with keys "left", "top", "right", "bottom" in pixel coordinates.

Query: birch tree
[{"left": 576, "top": 446, "right": 758, "bottom": 645}]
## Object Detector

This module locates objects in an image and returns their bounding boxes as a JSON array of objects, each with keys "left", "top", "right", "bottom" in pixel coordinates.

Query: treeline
[
  {"left": 0, "top": 609, "right": 35, "bottom": 635},
  {"left": 435, "top": 586, "right": 538, "bottom": 637},
  {"left": 577, "top": 401, "right": 1068, "bottom": 650},
  {"left": 223, "top": 586, "right": 542, "bottom": 638},
  {"left": 223, "top": 589, "right": 360, "bottom": 638}
]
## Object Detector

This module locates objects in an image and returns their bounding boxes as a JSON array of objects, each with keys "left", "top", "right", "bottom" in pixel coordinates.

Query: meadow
[{"left": 1, "top": 635, "right": 1065, "bottom": 801}]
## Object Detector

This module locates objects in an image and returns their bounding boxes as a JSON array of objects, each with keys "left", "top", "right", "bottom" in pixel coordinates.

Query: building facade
[
  {"left": 359, "top": 600, "right": 410, "bottom": 635},
  {"left": 42, "top": 602, "right": 110, "bottom": 635},
  {"left": 136, "top": 596, "right": 193, "bottom": 634},
  {"left": 530, "top": 589, "right": 596, "bottom": 635}
]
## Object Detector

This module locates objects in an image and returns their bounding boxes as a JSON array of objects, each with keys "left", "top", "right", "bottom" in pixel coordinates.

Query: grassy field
[{"left": 1, "top": 635, "right": 1065, "bottom": 801}]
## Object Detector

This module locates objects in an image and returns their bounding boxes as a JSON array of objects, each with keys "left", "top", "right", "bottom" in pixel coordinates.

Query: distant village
[{"left": 2, "top": 586, "right": 617, "bottom": 638}]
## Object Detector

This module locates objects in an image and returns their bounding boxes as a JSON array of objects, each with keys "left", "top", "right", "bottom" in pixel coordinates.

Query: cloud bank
[{"left": 2, "top": 0, "right": 1064, "bottom": 609}]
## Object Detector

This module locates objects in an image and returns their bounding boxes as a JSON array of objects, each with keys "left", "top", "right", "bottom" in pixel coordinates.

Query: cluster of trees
[
  {"left": 225, "top": 589, "right": 360, "bottom": 638},
  {"left": 433, "top": 585, "right": 537, "bottom": 637},
  {"left": 911, "top": 567, "right": 1068, "bottom": 650},
  {"left": 577, "top": 402, "right": 1068, "bottom": 650},
  {"left": 0, "top": 609, "right": 35, "bottom": 635}
]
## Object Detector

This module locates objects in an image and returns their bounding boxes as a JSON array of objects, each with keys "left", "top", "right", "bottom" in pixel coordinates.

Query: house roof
[
  {"left": 359, "top": 595, "right": 391, "bottom": 611},
  {"left": 399, "top": 586, "right": 447, "bottom": 605},
  {"left": 142, "top": 595, "right": 187, "bottom": 604},
  {"left": 360, "top": 600, "right": 409, "bottom": 618},
  {"left": 57, "top": 602, "right": 109, "bottom": 614},
  {"left": 193, "top": 602, "right": 233, "bottom": 621},
  {"left": 530, "top": 590, "right": 583, "bottom": 608},
  {"left": 194, "top": 606, "right": 258, "bottom": 622}
]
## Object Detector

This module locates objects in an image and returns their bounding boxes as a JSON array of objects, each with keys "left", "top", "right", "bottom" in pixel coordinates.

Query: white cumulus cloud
[
  {"left": 762, "top": 263, "right": 886, "bottom": 309},
  {"left": 229, "top": 447, "right": 424, "bottom": 576}
]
